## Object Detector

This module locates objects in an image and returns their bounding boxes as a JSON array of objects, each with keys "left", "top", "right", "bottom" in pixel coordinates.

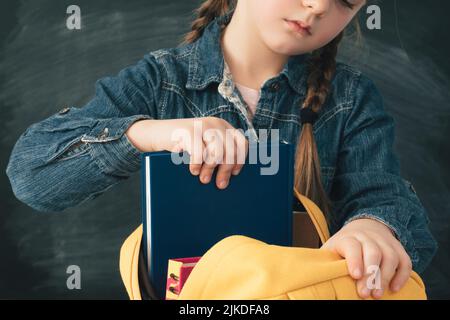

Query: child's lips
[{"left": 284, "top": 19, "right": 312, "bottom": 36}]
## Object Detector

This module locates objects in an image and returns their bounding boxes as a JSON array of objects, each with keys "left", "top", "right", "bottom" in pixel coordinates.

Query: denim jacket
[{"left": 6, "top": 10, "right": 437, "bottom": 273}]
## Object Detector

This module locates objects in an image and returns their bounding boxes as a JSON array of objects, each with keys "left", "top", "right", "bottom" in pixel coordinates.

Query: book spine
[
  {"left": 140, "top": 153, "right": 147, "bottom": 266},
  {"left": 287, "top": 143, "right": 294, "bottom": 246},
  {"left": 145, "top": 155, "right": 152, "bottom": 275}
]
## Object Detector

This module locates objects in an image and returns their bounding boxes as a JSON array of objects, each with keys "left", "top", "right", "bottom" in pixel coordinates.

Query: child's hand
[
  {"left": 126, "top": 117, "right": 249, "bottom": 189},
  {"left": 320, "top": 218, "right": 412, "bottom": 299}
]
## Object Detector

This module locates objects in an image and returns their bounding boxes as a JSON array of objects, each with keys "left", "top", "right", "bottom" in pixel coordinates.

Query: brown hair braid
[
  {"left": 295, "top": 32, "right": 344, "bottom": 222},
  {"left": 182, "top": 0, "right": 236, "bottom": 44}
]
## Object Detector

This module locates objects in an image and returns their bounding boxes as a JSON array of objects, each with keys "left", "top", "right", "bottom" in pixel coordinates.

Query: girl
[{"left": 6, "top": 0, "right": 437, "bottom": 299}]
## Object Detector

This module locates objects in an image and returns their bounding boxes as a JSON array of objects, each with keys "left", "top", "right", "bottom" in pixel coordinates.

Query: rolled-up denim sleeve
[
  {"left": 6, "top": 53, "right": 162, "bottom": 212},
  {"left": 329, "top": 73, "right": 438, "bottom": 274}
]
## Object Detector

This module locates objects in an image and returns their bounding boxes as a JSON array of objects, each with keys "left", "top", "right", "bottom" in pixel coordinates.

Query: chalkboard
[{"left": 0, "top": 0, "right": 449, "bottom": 299}]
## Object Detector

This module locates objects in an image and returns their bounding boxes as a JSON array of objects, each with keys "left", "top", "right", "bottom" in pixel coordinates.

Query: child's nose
[{"left": 302, "top": 0, "right": 331, "bottom": 17}]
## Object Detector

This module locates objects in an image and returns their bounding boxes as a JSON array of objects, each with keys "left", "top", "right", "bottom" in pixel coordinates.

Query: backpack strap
[{"left": 293, "top": 188, "right": 330, "bottom": 245}]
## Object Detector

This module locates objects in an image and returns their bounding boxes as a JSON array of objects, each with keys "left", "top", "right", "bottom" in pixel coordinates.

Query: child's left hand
[{"left": 320, "top": 218, "right": 413, "bottom": 299}]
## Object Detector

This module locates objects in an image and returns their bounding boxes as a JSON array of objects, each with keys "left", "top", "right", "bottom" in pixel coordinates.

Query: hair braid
[
  {"left": 183, "top": 0, "right": 236, "bottom": 44},
  {"left": 294, "top": 31, "right": 344, "bottom": 222}
]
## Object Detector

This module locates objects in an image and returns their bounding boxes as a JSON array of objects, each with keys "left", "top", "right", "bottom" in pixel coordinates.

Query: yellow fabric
[
  {"left": 119, "top": 224, "right": 143, "bottom": 300},
  {"left": 293, "top": 188, "right": 330, "bottom": 245},
  {"left": 177, "top": 235, "right": 426, "bottom": 300},
  {"left": 119, "top": 188, "right": 427, "bottom": 300}
]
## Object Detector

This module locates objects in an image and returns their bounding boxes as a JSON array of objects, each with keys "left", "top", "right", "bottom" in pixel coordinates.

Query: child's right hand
[{"left": 126, "top": 117, "right": 249, "bottom": 189}]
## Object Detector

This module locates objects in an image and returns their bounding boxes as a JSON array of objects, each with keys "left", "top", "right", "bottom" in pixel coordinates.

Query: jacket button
[
  {"left": 59, "top": 107, "right": 70, "bottom": 115},
  {"left": 269, "top": 82, "right": 280, "bottom": 92},
  {"left": 98, "top": 128, "right": 109, "bottom": 139}
]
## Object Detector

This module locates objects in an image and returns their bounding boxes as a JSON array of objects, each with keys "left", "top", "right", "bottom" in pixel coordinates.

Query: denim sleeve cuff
[
  {"left": 345, "top": 213, "right": 398, "bottom": 239},
  {"left": 343, "top": 209, "right": 419, "bottom": 268},
  {"left": 82, "top": 114, "right": 152, "bottom": 177}
]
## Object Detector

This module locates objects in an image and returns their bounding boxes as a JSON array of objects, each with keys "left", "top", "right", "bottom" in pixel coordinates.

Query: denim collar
[{"left": 185, "top": 9, "right": 310, "bottom": 96}]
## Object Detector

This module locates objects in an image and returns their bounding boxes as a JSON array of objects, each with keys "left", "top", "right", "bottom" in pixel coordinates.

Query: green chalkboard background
[{"left": 0, "top": 0, "right": 449, "bottom": 299}]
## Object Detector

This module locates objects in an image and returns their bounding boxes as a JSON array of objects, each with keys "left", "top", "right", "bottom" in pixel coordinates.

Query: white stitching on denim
[
  {"left": 142, "top": 52, "right": 168, "bottom": 119},
  {"left": 255, "top": 99, "right": 353, "bottom": 127},
  {"left": 160, "top": 81, "right": 169, "bottom": 118},
  {"left": 260, "top": 117, "right": 299, "bottom": 125},
  {"left": 336, "top": 62, "right": 362, "bottom": 76},
  {"left": 256, "top": 108, "right": 300, "bottom": 121},
  {"left": 150, "top": 49, "right": 170, "bottom": 59},
  {"left": 188, "top": 41, "right": 199, "bottom": 87},
  {"left": 164, "top": 79, "right": 250, "bottom": 118},
  {"left": 313, "top": 105, "right": 353, "bottom": 132},
  {"left": 203, "top": 105, "right": 238, "bottom": 117},
  {"left": 161, "top": 82, "right": 204, "bottom": 117},
  {"left": 170, "top": 49, "right": 193, "bottom": 59},
  {"left": 162, "top": 81, "right": 203, "bottom": 111},
  {"left": 192, "top": 75, "right": 223, "bottom": 88},
  {"left": 156, "top": 56, "right": 170, "bottom": 83}
]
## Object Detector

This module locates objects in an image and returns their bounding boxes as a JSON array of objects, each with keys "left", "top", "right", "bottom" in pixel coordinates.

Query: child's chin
[{"left": 266, "top": 39, "right": 309, "bottom": 57}]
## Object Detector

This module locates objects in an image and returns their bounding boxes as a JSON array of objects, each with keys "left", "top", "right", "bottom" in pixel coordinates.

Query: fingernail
[
  {"left": 361, "top": 286, "right": 371, "bottom": 298},
  {"left": 392, "top": 284, "right": 400, "bottom": 292},
  {"left": 201, "top": 175, "right": 210, "bottom": 183},
  {"left": 232, "top": 169, "right": 240, "bottom": 175},
  {"left": 353, "top": 268, "right": 362, "bottom": 278},
  {"left": 373, "top": 288, "right": 384, "bottom": 299},
  {"left": 218, "top": 180, "right": 228, "bottom": 189},
  {"left": 192, "top": 169, "right": 199, "bottom": 175}
]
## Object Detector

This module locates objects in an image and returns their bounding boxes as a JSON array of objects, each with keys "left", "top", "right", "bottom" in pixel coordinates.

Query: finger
[
  {"left": 353, "top": 235, "right": 382, "bottom": 299},
  {"left": 231, "top": 129, "right": 248, "bottom": 176},
  {"left": 216, "top": 129, "right": 241, "bottom": 189},
  {"left": 373, "top": 243, "right": 400, "bottom": 299},
  {"left": 189, "top": 125, "right": 205, "bottom": 176},
  {"left": 199, "top": 139, "right": 222, "bottom": 184},
  {"left": 216, "top": 163, "right": 234, "bottom": 188},
  {"left": 390, "top": 251, "right": 413, "bottom": 293},
  {"left": 331, "top": 236, "right": 364, "bottom": 280}
]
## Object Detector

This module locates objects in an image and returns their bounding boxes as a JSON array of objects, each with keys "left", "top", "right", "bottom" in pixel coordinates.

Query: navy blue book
[{"left": 141, "top": 141, "right": 295, "bottom": 299}]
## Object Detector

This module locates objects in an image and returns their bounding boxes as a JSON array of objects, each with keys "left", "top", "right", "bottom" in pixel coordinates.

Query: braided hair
[
  {"left": 182, "top": 0, "right": 357, "bottom": 221},
  {"left": 295, "top": 32, "right": 344, "bottom": 221},
  {"left": 182, "top": 0, "right": 236, "bottom": 44}
]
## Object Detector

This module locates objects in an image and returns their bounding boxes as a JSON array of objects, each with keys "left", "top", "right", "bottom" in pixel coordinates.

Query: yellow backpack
[{"left": 119, "top": 188, "right": 427, "bottom": 300}]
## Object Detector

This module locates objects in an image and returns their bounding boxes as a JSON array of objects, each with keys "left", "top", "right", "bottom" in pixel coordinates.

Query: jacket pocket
[{"left": 45, "top": 135, "right": 91, "bottom": 164}]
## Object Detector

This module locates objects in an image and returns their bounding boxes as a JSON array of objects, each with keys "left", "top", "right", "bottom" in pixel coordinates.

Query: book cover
[
  {"left": 141, "top": 141, "right": 294, "bottom": 298},
  {"left": 165, "top": 257, "right": 202, "bottom": 300}
]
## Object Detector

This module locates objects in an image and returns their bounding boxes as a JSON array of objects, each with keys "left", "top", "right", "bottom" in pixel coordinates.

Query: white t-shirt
[{"left": 234, "top": 82, "right": 260, "bottom": 122}]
